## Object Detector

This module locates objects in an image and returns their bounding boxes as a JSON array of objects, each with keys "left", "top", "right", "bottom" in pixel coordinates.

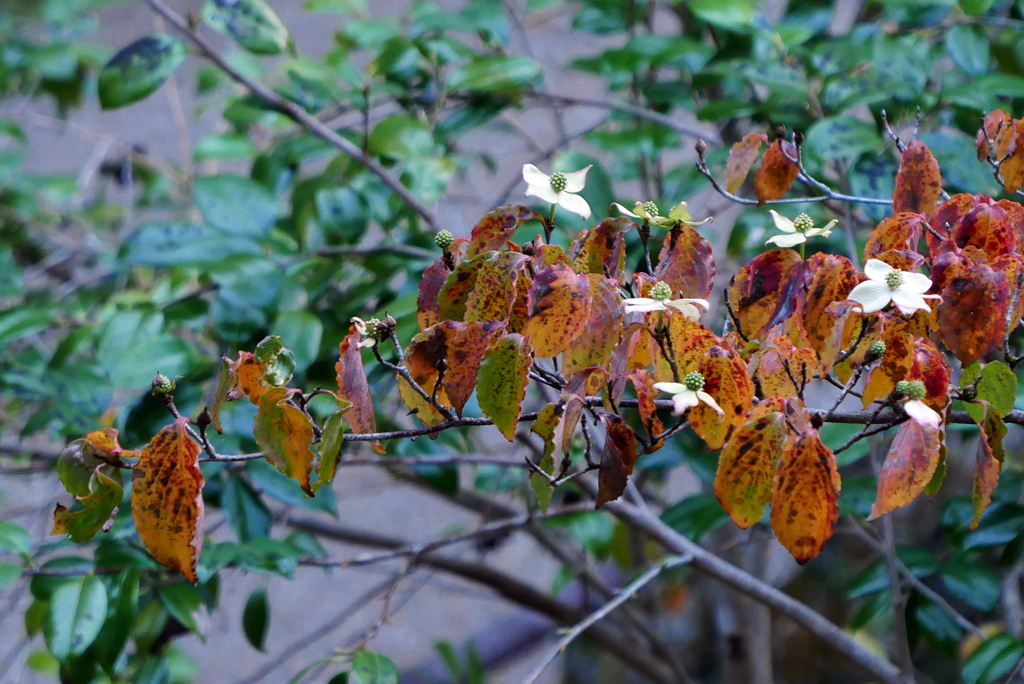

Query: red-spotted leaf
[
  {"left": 569, "top": 217, "right": 631, "bottom": 282},
  {"left": 52, "top": 440, "right": 124, "bottom": 543},
  {"left": 398, "top": 323, "right": 457, "bottom": 428},
  {"left": 863, "top": 213, "right": 925, "bottom": 262},
  {"left": 131, "top": 418, "right": 204, "bottom": 582},
  {"left": 417, "top": 259, "right": 452, "bottom": 331},
  {"left": 1000, "top": 120, "right": 1024, "bottom": 193},
  {"left": 596, "top": 412, "right": 639, "bottom": 507},
  {"left": 725, "top": 132, "right": 767, "bottom": 193},
  {"left": 253, "top": 388, "right": 317, "bottom": 495},
  {"left": 336, "top": 328, "right": 382, "bottom": 453},
  {"left": 952, "top": 201, "right": 1018, "bottom": 261},
  {"left": 653, "top": 225, "right": 716, "bottom": 299},
  {"left": 466, "top": 205, "right": 542, "bottom": 257},
  {"left": 728, "top": 249, "right": 805, "bottom": 340},
  {"left": 938, "top": 261, "right": 1011, "bottom": 364},
  {"left": 907, "top": 337, "right": 952, "bottom": 413},
  {"left": 971, "top": 400, "right": 1008, "bottom": 529},
  {"left": 714, "top": 397, "right": 787, "bottom": 529},
  {"left": 892, "top": 140, "right": 942, "bottom": 218},
  {"left": 521, "top": 264, "right": 592, "bottom": 358},
  {"left": 476, "top": 333, "right": 533, "bottom": 441},
  {"left": 443, "top": 320, "right": 505, "bottom": 416},
  {"left": 928, "top": 193, "right": 978, "bottom": 257},
  {"left": 623, "top": 369, "right": 664, "bottom": 450},
  {"left": 868, "top": 419, "right": 942, "bottom": 520},
  {"left": 754, "top": 140, "right": 799, "bottom": 203},
  {"left": 563, "top": 275, "right": 623, "bottom": 376},
  {"left": 690, "top": 345, "right": 755, "bottom": 450},
  {"left": 464, "top": 251, "right": 530, "bottom": 322},
  {"left": 771, "top": 429, "right": 840, "bottom": 564},
  {"left": 529, "top": 403, "right": 564, "bottom": 511}
]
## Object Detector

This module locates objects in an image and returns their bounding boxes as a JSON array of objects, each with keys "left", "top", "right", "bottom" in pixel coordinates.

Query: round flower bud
[
  {"left": 905, "top": 380, "right": 927, "bottom": 401},
  {"left": 894, "top": 380, "right": 911, "bottom": 397},
  {"left": 549, "top": 172, "right": 567, "bottom": 193},
  {"left": 435, "top": 230, "right": 454, "bottom": 250},
  {"left": 793, "top": 213, "right": 814, "bottom": 233},
  {"left": 684, "top": 371, "right": 705, "bottom": 392},
  {"left": 885, "top": 270, "right": 904, "bottom": 289},
  {"left": 365, "top": 318, "right": 386, "bottom": 340},
  {"left": 867, "top": 340, "right": 886, "bottom": 359},
  {"left": 643, "top": 201, "right": 660, "bottom": 218},
  {"left": 650, "top": 281, "right": 672, "bottom": 301},
  {"left": 152, "top": 372, "right": 175, "bottom": 395}
]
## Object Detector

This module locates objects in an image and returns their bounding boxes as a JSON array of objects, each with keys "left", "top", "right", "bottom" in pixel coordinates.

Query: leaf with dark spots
[
  {"left": 714, "top": 398, "right": 787, "bottom": 529},
  {"left": 652, "top": 317, "right": 718, "bottom": 382},
  {"left": 861, "top": 314, "right": 915, "bottom": 407},
  {"left": 725, "top": 133, "right": 767, "bottom": 193},
  {"left": 863, "top": 213, "right": 925, "bottom": 262},
  {"left": 563, "top": 275, "right": 623, "bottom": 376},
  {"left": 754, "top": 140, "right": 799, "bottom": 203},
  {"left": 928, "top": 193, "right": 978, "bottom": 256},
  {"left": 690, "top": 345, "right": 755, "bottom": 450},
  {"left": 937, "top": 262, "right": 1011, "bottom": 363},
  {"left": 227, "top": 351, "right": 269, "bottom": 407},
  {"left": 953, "top": 202, "right": 1018, "bottom": 261},
  {"left": 532, "top": 242, "right": 572, "bottom": 270},
  {"left": 622, "top": 369, "right": 664, "bottom": 450},
  {"left": 464, "top": 252, "right": 530, "bottom": 323},
  {"left": 521, "top": 264, "right": 592, "bottom": 358},
  {"left": 892, "top": 140, "right": 942, "bottom": 218},
  {"left": 754, "top": 334, "right": 817, "bottom": 398},
  {"left": 868, "top": 419, "right": 942, "bottom": 520},
  {"left": 417, "top": 259, "right": 452, "bottom": 331},
  {"left": 131, "top": 418, "right": 204, "bottom": 582},
  {"left": 398, "top": 323, "right": 458, "bottom": 427},
  {"left": 569, "top": 217, "right": 631, "bottom": 282},
  {"left": 971, "top": 400, "right": 1008, "bottom": 529},
  {"left": 476, "top": 334, "right": 533, "bottom": 441},
  {"left": 253, "top": 388, "right": 317, "bottom": 495},
  {"left": 728, "top": 249, "right": 805, "bottom": 340},
  {"left": 466, "top": 205, "right": 543, "bottom": 257},
  {"left": 801, "top": 253, "right": 857, "bottom": 360},
  {"left": 977, "top": 110, "right": 1012, "bottom": 161},
  {"left": 770, "top": 429, "right": 840, "bottom": 564},
  {"left": 596, "top": 413, "right": 639, "bottom": 507},
  {"left": 654, "top": 225, "right": 716, "bottom": 299},
  {"left": 907, "top": 337, "right": 951, "bottom": 413},
  {"left": 443, "top": 320, "right": 505, "bottom": 417},
  {"left": 997, "top": 198, "right": 1024, "bottom": 246},
  {"left": 336, "top": 328, "right": 382, "bottom": 453}
]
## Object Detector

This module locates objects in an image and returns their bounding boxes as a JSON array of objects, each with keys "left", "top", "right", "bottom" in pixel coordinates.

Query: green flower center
[
  {"left": 643, "top": 201, "right": 660, "bottom": 217},
  {"left": 885, "top": 270, "right": 903, "bottom": 289},
  {"left": 365, "top": 318, "right": 385, "bottom": 340},
  {"left": 684, "top": 371, "right": 705, "bottom": 392},
  {"left": 549, "top": 172, "right": 567, "bottom": 193},
  {"left": 650, "top": 281, "right": 672, "bottom": 301},
  {"left": 793, "top": 213, "right": 814, "bottom": 233},
  {"left": 868, "top": 340, "right": 886, "bottom": 358},
  {"left": 905, "top": 380, "right": 926, "bottom": 401},
  {"left": 435, "top": 230, "right": 454, "bottom": 250}
]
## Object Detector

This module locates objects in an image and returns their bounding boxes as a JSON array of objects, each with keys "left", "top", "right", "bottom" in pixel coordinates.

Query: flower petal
[
  {"left": 863, "top": 258, "right": 894, "bottom": 283},
  {"left": 904, "top": 400, "right": 942, "bottom": 428},
  {"left": 769, "top": 210, "right": 796, "bottom": 233},
  {"left": 668, "top": 202, "right": 692, "bottom": 221},
  {"left": 672, "top": 390, "right": 700, "bottom": 415},
  {"left": 666, "top": 302, "right": 701, "bottom": 320},
  {"left": 848, "top": 280, "right": 892, "bottom": 313},
  {"left": 624, "top": 301, "right": 667, "bottom": 313},
  {"left": 654, "top": 382, "right": 688, "bottom": 394},
  {"left": 526, "top": 184, "right": 559, "bottom": 204},
  {"left": 562, "top": 165, "right": 592, "bottom": 193},
  {"left": 522, "top": 164, "right": 549, "bottom": 186},
  {"left": 900, "top": 271, "right": 935, "bottom": 294},
  {"left": 765, "top": 232, "right": 807, "bottom": 248},
  {"left": 696, "top": 391, "right": 725, "bottom": 416},
  {"left": 612, "top": 203, "right": 640, "bottom": 219},
  {"left": 807, "top": 227, "right": 833, "bottom": 239},
  {"left": 890, "top": 288, "right": 933, "bottom": 316},
  {"left": 557, "top": 191, "right": 592, "bottom": 219},
  {"left": 820, "top": 219, "right": 839, "bottom": 231}
]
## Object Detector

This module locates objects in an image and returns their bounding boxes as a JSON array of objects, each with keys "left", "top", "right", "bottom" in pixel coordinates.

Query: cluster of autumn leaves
[{"left": 51, "top": 133, "right": 1024, "bottom": 579}]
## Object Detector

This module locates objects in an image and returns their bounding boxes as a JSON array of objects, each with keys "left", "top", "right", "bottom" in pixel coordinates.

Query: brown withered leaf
[
  {"left": 754, "top": 140, "right": 799, "bottom": 203},
  {"left": 254, "top": 388, "right": 317, "bottom": 495},
  {"left": 938, "top": 261, "right": 1011, "bottom": 364},
  {"left": 725, "top": 133, "right": 767, "bottom": 193},
  {"left": 714, "top": 397, "right": 787, "bottom": 529},
  {"left": 770, "top": 429, "right": 840, "bottom": 564},
  {"left": 562, "top": 274, "right": 623, "bottom": 376},
  {"left": 728, "top": 249, "right": 805, "bottom": 340},
  {"left": 654, "top": 225, "right": 716, "bottom": 299},
  {"left": 443, "top": 320, "right": 505, "bottom": 417},
  {"left": 690, "top": 345, "right": 755, "bottom": 451},
  {"left": 132, "top": 417, "right": 204, "bottom": 582},
  {"left": 467, "top": 205, "right": 543, "bottom": 257},
  {"left": 892, "top": 140, "right": 942, "bottom": 218},
  {"left": 521, "top": 264, "right": 593, "bottom": 358},
  {"left": 971, "top": 400, "right": 1007, "bottom": 529},
  {"left": 569, "top": 217, "right": 631, "bottom": 282},
  {"left": 336, "top": 328, "right": 383, "bottom": 453},
  {"left": 417, "top": 259, "right": 452, "bottom": 331},
  {"left": 596, "top": 412, "right": 639, "bottom": 507},
  {"left": 868, "top": 419, "right": 942, "bottom": 520}
]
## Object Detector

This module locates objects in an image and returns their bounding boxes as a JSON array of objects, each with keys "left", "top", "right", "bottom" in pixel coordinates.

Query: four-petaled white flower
[
  {"left": 765, "top": 210, "right": 837, "bottom": 248},
  {"left": 523, "top": 164, "right": 592, "bottom": 219},
  {"left": 622, "top": 281, "right": 709, "bottom": 320},
  {"left": 612, "top": 200, "right": 712, "bottom": 228},
  {"left": 351, "top": 317, "right": 380, "bottom": 348},
  {"left": 897, "top": 380, "right": 941, "bottom": 428},
  {"left": 847, "top": 259, "right": 941, "bottom": 317},
  {"left": 654, "top": 373, "right": 724, "bottom": 416}
]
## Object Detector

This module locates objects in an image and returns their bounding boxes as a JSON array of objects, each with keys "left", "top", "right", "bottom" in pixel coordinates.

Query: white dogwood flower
[
  {"left": 764, "top": 210, "right": 837, "bottom": 248},
  {"left": 523, "top": 164, "right": 592, "bottom": 219},
  {"left": 847, "top": 259, "right": 941, "bottom": 316},
  {"left": 897, "top": 380, "right": 942, "bottom": 428},
  {"left": 654, "top": 373, "right": 724, "bottom": 416},
  {"left": 612, "top": 200, "right": 712, "bottom": 228},
  {"left": 622, "top": 281, "right": 709, "bottom": 320}
]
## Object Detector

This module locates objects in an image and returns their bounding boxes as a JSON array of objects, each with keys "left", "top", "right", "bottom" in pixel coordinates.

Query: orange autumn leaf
[
  {"left": 227, "top": 351, "right": 269, "bottom": 407},
  {"left": 771, "top": 429, "right": 840, "bottom": 564},
  {"left": 132, "top": 417, "right": 204, "bottom": 583},
  {"left": 521, "top": 264, "right": 592, "bottom": 358},
  {"left": 754, "top": 140, "right": 799, "bottom": 203},
  {"left": 754, "top": 334, "right": 817, "bottom": 398},
  {"left": 651, "top": 317, "right": 718, "bottom": 382},
  {"left": 466, "top": 204, "right": 542, "bottom": 258},
  {"left": 563, "top": 275, "right": 623, "bottom": 376},
  {"left": 976, "top": 109, "right": 1012, "bottom": 161},
  {"left": 863, "top": 213, "right": 925, "bottom": 263},
  {"left": 622, "top": 369, "right": 664, "bottom": 450},
  {"left": 728, "top": 249, "right": 805, "bottom": 341},
  {"left": 464, "top": 251, "right": 531, "bottom": 323},
  {"left": 937, "top": 261, "right": 1012, "bottom": 364},
  {"left": 971, "top": 400, "right": 1007, "bottom": 529},
  {"left": 443, "top": 320, "right": 506, "bottom": 417},
  {"left": 569, "top": 217, "right": 631, "bottom": 282},
  {"left": 253, "top": 388, "right": 317, "bottom": 495},
  {"left": 892, "top": 140, "right": 942, "bottom": 218},
  {"left": 653, "top": 225, "right": 716, "bottom": 299},
  {"left": 951, "top": 201, "right": 1018, "bottom": 261},
  {"left": 397, "top": 323, "right": 458, "bottom": 428},
  {"left": 689, "top": 345, "right": 755, "bottom": 450},
  {"left": 714, "top": 397, "right": 787, "bottom": 529},
  {"left": 868, "top": 419, "right": 942, "bottom": 520},
  {"left": 801, "top": 254, "right": 857, "bottom": 364},
  {"left": 861, "top": 314, "right": 915, "bottom": 408},
  {"left": 336, "top": 328, "right": 383, "bottom": 453},
  {"left": 725, "top": 132, "right": 767, "bottom": 193},
  {"left": 596, "top": 412, "right": 639, "bottom": 507}
]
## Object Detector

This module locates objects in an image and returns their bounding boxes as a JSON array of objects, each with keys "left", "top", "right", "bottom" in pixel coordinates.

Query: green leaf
[
  {"left": 44, "top": 575, "right": 108, "bottom": 660},
  {"left": 368, "top": 115, "right": 435, "bottom": 159},
  {"left": 687, "top": 0, "right": 754, "bottom": 30},
  {"left": 30, "top": 558, "right": 93, "bottom": 601},
  {"left": 194, "top": 174, "right": 280, "bottom": 238},
  {"left": 0, "top": 561, "right": 21, "bottom": 590},
  {"left": 124, "top": 221, "right": 260, "bottom": 267},
  {"left": 243, "top": 586, "right": 270, "bottom": 651},
  {"left": 0, "top": 521, "right": 31, "bottom": 556},
  {"left": 255, "top": 335, "right": 297, "bottom": 387},
  {"left": 946, "top": 24, "right": 990, "bottom": 77},
  {"left": 961, "top": 361, "right": 1017, "bottom": 422},
  {"left": 273, "top": 311, "right": 323, "bottom": 373},
  {"left": 202, "top": 0, "right": 293, "bottom": 55},
  {"left": 660, "top": 494, "right": 728, "bottom": 542},
  {"left": 803, "top": 116, "right": 882, "bottom": 162},
  {"left": 476, "top": 334, "right": 533, "bottom": 441},
  {"left": 963, "top": 634, "right": 1024, "bottom": 684},
  {"left": 193, "top": 132, "right": 258, "bottom": 161},
  {"left": 222, "top": 473, "right": 272, "bottom": 543},
  {"left": 350, "top": 649, "right": 399, "bottom": 684},
  {"left": 158, "top": 583, "right": 207, "bottom": 639},
  {"left": 941, "top": 557, "right": 1000, "bottom": 611},
  {"left": 304, "top": 0, "right": 367, "bottom": 13},
  {"left": 846, "top": 547, "right": 939, "bottom": 599},
  {"left": 316, "top": 409, "right": 347, "bottom": 493},
  {"left": 448, "top": 55, "right": 542, "bottom": 93},
  {"left": 98, "top": 34, "right": 188, "bottom": 109},
  {"left": 93, "top": 569, "right": 139, "bottom": 668},
  {"left": 0, "top": 306, "right": 54, "bottom": 350},
  {"left": 961, "top": 0, "right": 996, "bottom": 15}
]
